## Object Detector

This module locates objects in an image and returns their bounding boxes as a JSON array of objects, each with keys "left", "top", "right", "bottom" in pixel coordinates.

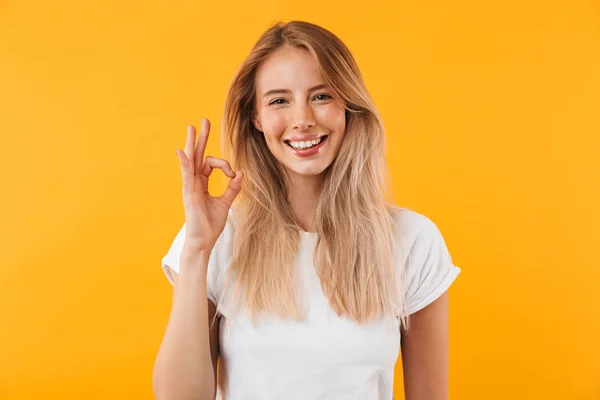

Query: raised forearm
[{"left": 153, "top": 250, "right": 215, "bottom": 400}]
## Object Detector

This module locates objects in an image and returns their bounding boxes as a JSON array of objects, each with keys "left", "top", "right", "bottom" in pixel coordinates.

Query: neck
[{"left": 285, "top": 171, "right": 324, "bottom": 233}]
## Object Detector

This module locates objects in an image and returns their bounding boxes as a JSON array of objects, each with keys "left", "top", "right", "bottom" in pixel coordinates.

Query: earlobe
[{"left": 252, "top": 116, "right": 263, "bottom": 132}]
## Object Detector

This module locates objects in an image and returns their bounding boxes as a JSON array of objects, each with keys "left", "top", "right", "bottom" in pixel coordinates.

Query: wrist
[
  {"left": 181, "top": 246, "right": 211, "bottom": 268},
  {"left": 183, "top": 236, "right": 214, "bottom": 254}
]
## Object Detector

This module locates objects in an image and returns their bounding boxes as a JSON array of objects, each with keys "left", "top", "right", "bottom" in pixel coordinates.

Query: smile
[
  {"left": 285, "top": 135, "right": 327, "bottom": 149},
  {"left": 284, "top": 135, "right": 328, "bottom": 157}
]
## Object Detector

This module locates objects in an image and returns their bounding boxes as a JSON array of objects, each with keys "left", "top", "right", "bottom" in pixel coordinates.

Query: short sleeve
[
  {"left": 394, "top": 208, "right": 461, "bottom": 315},
  {"left": 161, "top": 210, "right": 235, "bottom": 306}
]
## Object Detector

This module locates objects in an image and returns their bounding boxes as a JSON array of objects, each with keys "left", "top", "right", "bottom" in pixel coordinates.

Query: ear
[{"left": 252, "top": 112, "right": 263, "bottom": 132}]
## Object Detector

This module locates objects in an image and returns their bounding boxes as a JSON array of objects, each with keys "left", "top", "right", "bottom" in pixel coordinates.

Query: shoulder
[
  {"left": 387, "top": 204, "right": 444, "bottom": 250},
  {"left": 387, "top": 204, "right": 461, "bottom": 314},
  {"left": 386, "top": 204, "right": 456, "bottom": 280}
]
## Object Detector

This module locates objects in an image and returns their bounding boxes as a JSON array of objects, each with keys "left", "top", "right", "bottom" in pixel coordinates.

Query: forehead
[{"left": 255, "top": 45, "right": 324, "bottom": 93}]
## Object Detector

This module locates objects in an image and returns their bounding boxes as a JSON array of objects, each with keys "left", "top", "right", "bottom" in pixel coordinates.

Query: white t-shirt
[{"left": 161, "top": 206, "right": 461, "bottom": 400}]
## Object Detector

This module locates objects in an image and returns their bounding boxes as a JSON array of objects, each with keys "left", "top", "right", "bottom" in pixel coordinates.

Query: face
[{"left": 253, "top": 45, "right": 346, "bottom": 181}]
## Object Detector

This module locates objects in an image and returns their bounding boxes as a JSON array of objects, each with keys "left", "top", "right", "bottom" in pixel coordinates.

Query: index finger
[{"left": 194, "top": 118, "right": 210, "bottom": 174}]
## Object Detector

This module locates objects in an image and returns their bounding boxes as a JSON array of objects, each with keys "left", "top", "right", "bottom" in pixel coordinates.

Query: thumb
[{"left": 218, "top": 170, "right": 243, "bottom": 208}]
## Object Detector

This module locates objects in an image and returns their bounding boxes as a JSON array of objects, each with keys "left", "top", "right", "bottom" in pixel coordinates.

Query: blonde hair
[{"left": 220, "top": 20, "right": 408, "bottom": 328}]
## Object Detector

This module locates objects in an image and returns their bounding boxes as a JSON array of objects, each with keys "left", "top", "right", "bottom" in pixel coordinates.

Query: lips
[
  {"left": 285, "top": 135, "right": 328, "bottom": 157},
  {"left": 284, "top": 135, "right": 327, "bottom": 150}
]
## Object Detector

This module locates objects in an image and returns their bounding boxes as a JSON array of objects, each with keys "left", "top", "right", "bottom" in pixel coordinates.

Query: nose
[{"left": 292, "top": 103, "right": 316, "bottom": 131}]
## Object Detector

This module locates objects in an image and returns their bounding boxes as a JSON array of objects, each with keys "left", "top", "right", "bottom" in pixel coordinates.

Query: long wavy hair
[{"left": 219, "top": 20, "right": 408, "bottom": 328}]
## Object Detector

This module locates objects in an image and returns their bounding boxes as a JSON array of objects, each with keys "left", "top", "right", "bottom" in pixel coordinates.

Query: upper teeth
[{"left": 288, "top": 137, "right": 323, "bottom": 149}]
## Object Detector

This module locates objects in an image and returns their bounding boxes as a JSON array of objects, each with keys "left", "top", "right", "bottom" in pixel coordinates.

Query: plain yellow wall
[{"left": 1, "top": 0, "right": 599, "bottom": 398}]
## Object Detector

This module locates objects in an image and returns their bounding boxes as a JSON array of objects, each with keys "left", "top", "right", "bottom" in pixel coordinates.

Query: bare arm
[
  {"left": 152, "top": 249, "right": 220, "bottom": 400},
  {"left": 401, "top": 291, "right": 449, "bottom": 400}
]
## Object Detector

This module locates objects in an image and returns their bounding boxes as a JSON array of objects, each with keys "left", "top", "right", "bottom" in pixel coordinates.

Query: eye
[
  {"left": 314, "top": 93, "right": 332, "bottom": 101},
  {"left": 269, "top": 98, "right": 287, "bottom": 106}
]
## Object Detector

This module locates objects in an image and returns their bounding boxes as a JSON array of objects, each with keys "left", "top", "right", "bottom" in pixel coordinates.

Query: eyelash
[{"left": 269, "top": 93, "right": 332, "bottom": 106}]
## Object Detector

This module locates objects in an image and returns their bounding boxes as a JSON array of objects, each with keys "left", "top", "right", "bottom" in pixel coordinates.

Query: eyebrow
[{"left": 262, "top": 84, "right": 329, "bottom": 98}]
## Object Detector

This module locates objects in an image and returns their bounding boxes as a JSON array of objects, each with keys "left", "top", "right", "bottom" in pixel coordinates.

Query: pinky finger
[{"left": 176, "top": 149, "right": 191, "bottom": 183}]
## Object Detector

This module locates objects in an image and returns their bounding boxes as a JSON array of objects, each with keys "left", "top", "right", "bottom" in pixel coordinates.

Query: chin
[
  {"left": 293, "top": 168, "right": 327, "bottom": 177},
  {"left": 285, "top": 161, "right": 331, "bottom": 177}
]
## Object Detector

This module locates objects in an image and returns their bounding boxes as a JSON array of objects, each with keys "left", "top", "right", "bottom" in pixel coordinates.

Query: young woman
[{"left": 153, "top": 20, "right": 461, "bottom": 400}]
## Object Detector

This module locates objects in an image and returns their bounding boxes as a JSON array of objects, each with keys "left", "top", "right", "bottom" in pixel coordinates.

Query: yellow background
[{"left": 1, "top": 0, "right": 599, "bottom": 398}]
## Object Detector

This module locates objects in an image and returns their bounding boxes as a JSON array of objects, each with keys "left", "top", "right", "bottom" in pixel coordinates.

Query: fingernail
[{"left": 230, "top": 169, "right": 235, "bottom": 176}]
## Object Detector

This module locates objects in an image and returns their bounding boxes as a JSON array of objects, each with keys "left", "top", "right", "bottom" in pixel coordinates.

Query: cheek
[
  {"left": 318, "top": 104, "right": 346, "bottom": 134},
  {"left": 260, "top": 110, "right": 287, "bottom": 141}
]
